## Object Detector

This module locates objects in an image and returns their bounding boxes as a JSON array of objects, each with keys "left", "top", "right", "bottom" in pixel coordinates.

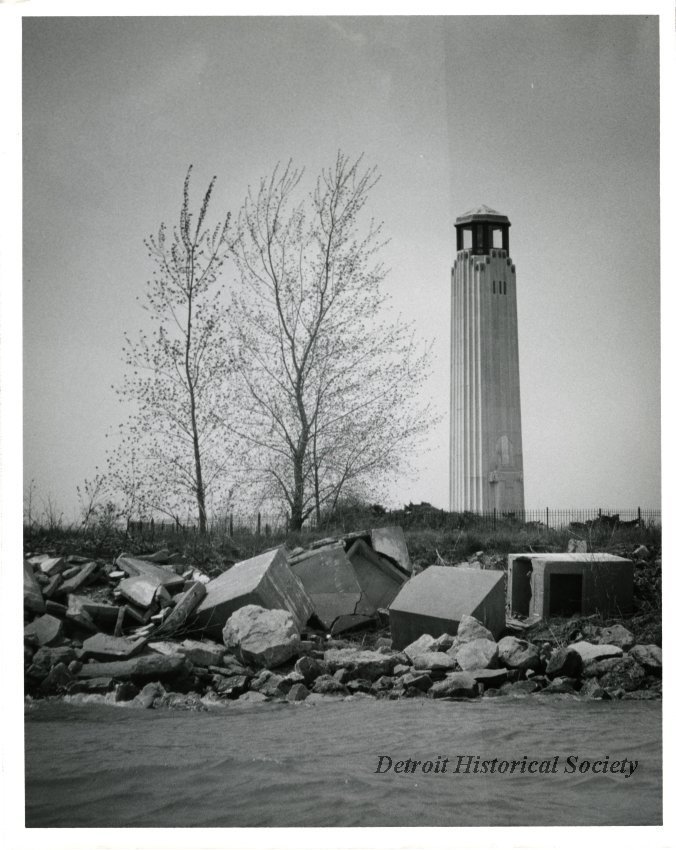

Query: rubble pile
[{"left": 23, "top": 531, "right": 662, "bottom": 708}]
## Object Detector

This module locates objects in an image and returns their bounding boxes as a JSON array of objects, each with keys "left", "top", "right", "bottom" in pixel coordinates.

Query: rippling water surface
[{"left": 25, "top": 696, "right": 661, "bottom": 827}]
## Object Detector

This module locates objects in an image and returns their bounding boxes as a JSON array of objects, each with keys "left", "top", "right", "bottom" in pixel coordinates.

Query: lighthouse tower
[{"left": 450, "top": 206, "right": 524, "bottom": 513}]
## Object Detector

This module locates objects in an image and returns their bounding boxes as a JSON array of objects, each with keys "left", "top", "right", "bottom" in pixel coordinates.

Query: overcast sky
[{"left": 22, "top": 14, "right": 660, "bottom": 519}]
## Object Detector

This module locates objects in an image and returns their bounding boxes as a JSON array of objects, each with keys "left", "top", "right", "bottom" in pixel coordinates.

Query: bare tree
[
  {"left": 108, "top": 167, "right": 235, "bottom": 532},
  {"left": 229, "top": 152, "right": 434, "bottom": 530}
]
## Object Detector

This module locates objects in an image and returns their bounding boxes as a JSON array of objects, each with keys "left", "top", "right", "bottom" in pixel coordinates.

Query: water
[{"left": 25, "top": 695, "right": 661, "bottom": 827}]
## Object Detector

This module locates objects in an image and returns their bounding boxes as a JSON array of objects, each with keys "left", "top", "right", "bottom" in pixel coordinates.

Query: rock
[
  {"left": 621, "top": 690, "right": 661, "bottom": 701},
  {"left": 545, "top": 647, "right": 583, "bottom": 678},
  {"left": 77, "top": 654, "right": 187, "bottom": 682},
  {"left": 540, "top": 677, "right": 577, "bottom": 694},
  {"left": 456, "top": 638, "right": 499, "bottom": 671},
  {"left": 81, "top": 634, "right": 147, "bottom": 660},
  {"left": 154, "top": 582, "right": 207, "bottom": 637},
  {"left": 347, "top": 678, "right": 374, "bottom": 693},
  {"left": 250, "top": 670, "right": 284, "bottom": 697},
  {"left": 401, "top": 672, "right": 433, "bottom": 692},
  {"left": 429, "top": 633, "right": 455, "bottom": 652},
  {"left": 497, "top": 636, "right": 541, "bottom": 671},
  {"left": 597, "top": 625, "right": 634, "bottom": 650},
  {"left": 375, "top": 637, "right": 393, "bottom": 650},
  {"left": 294, "top": 655, "right": 327, "bottom": 685},
  {"left": 23, "top": 562, "right": 45, "bottom": 614},
  {"left": 286, "top": 683, "right": 310, "bottom": 701},
  {"left": 412, "top": 652, "right": 457, "bottom": 671},
  {"left": 277, "top": 672, "right": 305, "bottom": 694},
  {"left": 155, "top": 692, "right": 205, "bottom": 710},
  {"left": 499, "top": 680, "right": 539, "bottom": 696},
  {"left": 134, "top": 682, "right": 165, "bottom": 709},
  {"left": 393, "top": 663, "right": 411, "bottom": 676},
  {"left": 179, "top": 639, "right": 224, "bottom": 668},
  {"left": 371, "top": 676, "right": 395, "bottom": 694},
  {"left": 632, "top": 545, "right": 649, "bottom": 559},
  {"left": 24, "top": 614, "right": 64, "bottom": 647},
  {"left": 212, "top": 674, "right": 250, "bottom": 698},
  {"left": 222, "top": 605, "right": 300, "bottom": 669},
  {"left": 568, "top": 641, "right": 623, "bottom": 666},
  {"left": 579, "top": 677, "right": 609, "bottom": 700},
  {"left": 114, "top": 682, "right": 140, "bottom": 702},
  {"left": 402, "top": 634, "right": 436, "bottom": 662},
  {"left": 581, "top": 657, "right": 624, "bottom": 679},
  {"left": 68, "top": 660, "right": 82, "bottom": 675},
  {"left": 41, "top": 662, "right": 75, "bottom": 694},
  {"left": 68, "top": 676, "right": 115, "bottom": 695},
  {"left": 469, "top": 668, "right": 515, "bottom": 687},
  {"left": 311, "top": 674, "right": 348, "bottom": 695},
  {"left": 428, "top": 672, "right": 480, "bottom": 699},
  {"left": 32, "top": 646, "right": 76, "bottom": 670},
  {"left": 598, "top": 657, "right": 645, "bottom": 693},
  {"left": 333, "top": 668, "right": 351, "bottom": 684},
  {"left": 629, "top": 644, "right": 662, "bottom": 675},
  {"left": 323, "top": 648, "right": 394, "bottom": 681},
  {"left": 456, "top": 614, "right": 495, "bottom": 644}
]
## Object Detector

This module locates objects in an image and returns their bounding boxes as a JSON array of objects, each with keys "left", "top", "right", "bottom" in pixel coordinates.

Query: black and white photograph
[{"left": 2, "top": 1, "right": 671, "bottom": 846}]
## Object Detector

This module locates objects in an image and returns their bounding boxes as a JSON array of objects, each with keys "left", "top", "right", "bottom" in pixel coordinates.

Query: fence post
[
  {"left": 257, "top": 512, "right": 261, "bottom": 536},
  {"left": 492, "top": 508, "right": 496, "bottom": 531},
  {"left": 229, "top": 514, "right": 234, "bottom": 537},
  {"left": 637, "top": 506, "right": 641, "bottom": 524},
  {"left": 546, "top": 507, "right": 549, "bottom": 530}
]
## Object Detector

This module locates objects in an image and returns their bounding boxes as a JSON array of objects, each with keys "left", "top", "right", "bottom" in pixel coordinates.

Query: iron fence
[{"left": 126, "top": 506, "right": 660, "bottom": 540}]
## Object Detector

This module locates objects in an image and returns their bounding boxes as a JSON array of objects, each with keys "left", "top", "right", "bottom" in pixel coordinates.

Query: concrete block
[
  {"left": 370, "top": 526, "right": 412, "bottom": 574},
  {"left": 389, "top": 566, "right": 506, "bottom": 650},
  {"left": 346, "top": 539, "right": 406, "bottom": 609},
  {"left": 507, "top": 553, "right": 634, "bottom": 620},
  {"left": 289, "top": 546, "right": 374, "bottom": 631},
  {"left": 190, "top": 547, "right": 313, "bottom": 639}
]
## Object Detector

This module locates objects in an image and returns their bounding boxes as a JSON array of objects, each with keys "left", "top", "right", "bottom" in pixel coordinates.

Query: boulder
[
  {"left": 428, "top": 672, "right": 479, "bottom": 699},
  {"left": 294, "top": 655, "right": 328, "bottom": 685},
  {"left": 403, "top": 634, "right": 436, "bottom": 663},
  {"left": 401, "top": 671, "right": 433, "bottom": 691},
  {"left": 237, "top": 691, "right": 267, "bottom": 704},
  {"left": 499, "top": 679, "right": 539, "bottom": 696},
  {"left": 250, "top": 670, "right": 284, "bottom": 697},
  {"left": 412, "top": 652, "right": 457, "bottom": 671},
  {"left": 222, "top": 605, "right": 300, "bottom": 669},
  {"left": 286, "top": 683, "right": 310, "bottom": 701},
  {"left": 456, "top": 638, "right": 499, "bottom": 671},
  {"left": 497, "top": 636, "right": 541, "bottom": 671},
  {"left": 629, "top": 644, "right": 662, "bottom": 675},
  {"left": 541, "top": 677, "right": 577, "bottom": 694},
  {"left": 323, "top": 648, "right": 394, "bottom": 681},
  {"left": 114, "top": 682, "right": 140, "bottom": 702},
  {"left": 212, "top": 674, "right": 250, "bottom": 698},
  {"left": 597, "top": 625, "right": 634, "bottom": 650},
  {"left": 568, "top": 641, "right": 623, "bottom": 667},
  {"left": 597, "top": 657, "right": 645, "bottom": 693},
  {"left": 545, "top": 647, "right": 582, "bottom": 679},
  {"left": 24, "top": 614, "right": 64, "bottom": 647},
  {"left": 429, "top": 633, "right": 455, "bottom": 652},
  {"left": 371, "top": 676, "right": 395, "bottom": 694},
  {"left": 579, "top": 677, "right": 609, "bottom": 700},
  {"left": 456, "top": 614, "right": 495, "bottom": 644},
  {"left": 41, "top": 662, "right": 75, "bottom": 694},
  {"left": 311, "top": 674, "right": 348, "bottom": 696},
  {"left": 23, "top": 562, "right": 45, "bottom": 614}
]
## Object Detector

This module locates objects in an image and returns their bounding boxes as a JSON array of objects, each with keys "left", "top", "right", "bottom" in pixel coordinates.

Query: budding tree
[
  {"left": 229, "top": 152, "right": 434, "bottom": 530},
  {"left": 108, "top": 167, "right": 235, "bottom": 532}
]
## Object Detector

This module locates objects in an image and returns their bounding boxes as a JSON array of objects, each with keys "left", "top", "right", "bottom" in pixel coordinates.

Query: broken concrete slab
[
  {"left": 389, "top": 566, "right": 505, "bottom": 650},
  {"left": 37, "top": 557, "right": 66, "bottom": 576},
  {"left": 223, "top": 605, "right": 300, "bottom": 669},
  {"left": 179, "top": 639, "right": 224, "bottom": 668},
  {"left": 289, "top": 545, "right": 374, "bottom": 632},
  {"left": 370, "top": 526, "right": 412, "bottom": 574},
  {"left": 507, "top": 552, "right": 634, "bottom": 620},
  {"left": 58, "top": 562, "right": 99, "bottom": 595},
  {"left": 66, "top": 595, "right": 121, "bottom": 630},
  {"left": 118, "top": 575, "right": 164, "bottom": 608},
  {"left": 153, "top": 582, "right": 206, "bottom": 638},
  {"left": 190, "top": 547, "right": 313, "bottom": 639},
  {"left": 81, "top": 633, "right": 147, "bottom": 660},
  {"left": 77, "top": 653, "right": 187, "bottom": 681},
  {"left": 24, "top": 614, "right": 64, "bottom": 647},
  {"left": 116, "top": 556, "right": 185, "bottom": 590},
  {"left": 346, "top": 539, "right": 406, "bottom": 609},
  {"left": 23, "top": 562, "right": 45, "bottom": 614}
]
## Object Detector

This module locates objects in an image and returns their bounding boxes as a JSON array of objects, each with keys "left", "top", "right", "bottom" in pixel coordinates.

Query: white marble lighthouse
[{"left": 450, "top": 206, "right": 524, "bottom": 513}]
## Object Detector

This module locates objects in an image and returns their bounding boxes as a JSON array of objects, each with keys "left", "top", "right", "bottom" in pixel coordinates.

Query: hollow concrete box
[
  {"left": 389, "top": 566, "right": 506, "bottom": 650},
  {"left": 289, "top": 546, "right": 375, "bottom": 631},
  {"left": 507, "top": 553, "right": 634, "bottom": 620},
  {"left": 189, "top": 547, "right": 314, "bottom": 639}
]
